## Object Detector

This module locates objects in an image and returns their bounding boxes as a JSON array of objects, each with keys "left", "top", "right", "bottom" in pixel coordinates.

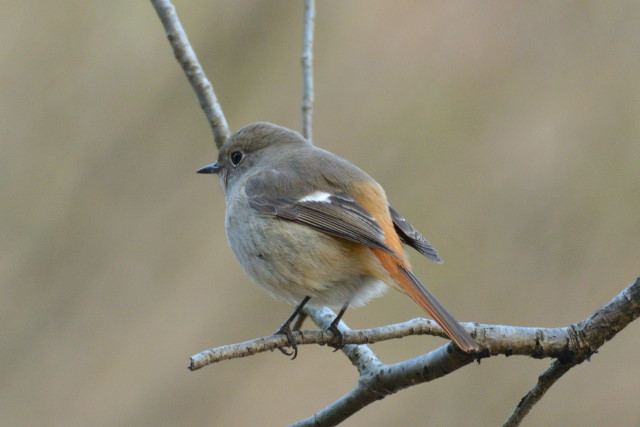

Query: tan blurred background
[{"left": 2, "top": 1, "right": 639, "bottom": 425}]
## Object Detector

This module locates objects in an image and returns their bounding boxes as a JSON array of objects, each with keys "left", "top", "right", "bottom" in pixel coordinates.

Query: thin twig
[
  {"left": 301, "top": 0, "right": 315, "bottom": 142},
  {"left": 151, "top": 0, "right": 230, "bottom": 148},
  {"left": 503, "top": 360, "right": 573, "bottom": 427}
]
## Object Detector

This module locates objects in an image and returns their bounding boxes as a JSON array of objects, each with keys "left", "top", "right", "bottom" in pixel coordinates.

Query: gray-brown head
[{"left": 197, "top": 122, "right": 310, "bottom": 192}]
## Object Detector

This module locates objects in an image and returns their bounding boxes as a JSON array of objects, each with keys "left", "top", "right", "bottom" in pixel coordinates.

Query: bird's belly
[{"left": 225, "top": 209, "right": 388, "bottom": 308}]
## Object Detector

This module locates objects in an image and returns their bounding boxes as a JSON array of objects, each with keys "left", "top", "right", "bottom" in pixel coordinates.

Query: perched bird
[{"left": 198, "top": 122, "right": 479, "bottom": 357}]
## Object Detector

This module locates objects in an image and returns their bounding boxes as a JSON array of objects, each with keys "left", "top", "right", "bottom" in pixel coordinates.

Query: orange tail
[
  {"left": 373, "top": 249, "right": 479, "bottom": 353},
  {"left": 397, "top": 264, "right": 479, "bottom": 353}
]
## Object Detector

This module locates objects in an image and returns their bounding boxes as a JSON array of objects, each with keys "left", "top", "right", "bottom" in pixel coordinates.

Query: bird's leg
[
  {"left": 292, "top": 313, "right": 308, "bottom": 331},
  {"left": 274, "top": 296, "right": 311, "bottom": 359},
  {"left": 327, "top": 302, "right": 349, "bottom": 351}
]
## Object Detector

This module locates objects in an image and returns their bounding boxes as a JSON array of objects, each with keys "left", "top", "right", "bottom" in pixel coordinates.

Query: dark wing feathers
[
  {"left": 244, "top": 169, "right": 439, "bottom": 262},
  {"left": 249, "top": 192, "right": 398, "bottom": 257},
  {"left": 245, "top": 169, "right": 397, "bottom": 256},
  {"left": 388, "top": 205, "right": 442, "bottom": 263}
]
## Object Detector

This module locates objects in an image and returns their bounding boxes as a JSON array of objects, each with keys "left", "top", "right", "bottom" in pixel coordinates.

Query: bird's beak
[{"left": 197, "top": 162, "right": 221, "bottom": 174}]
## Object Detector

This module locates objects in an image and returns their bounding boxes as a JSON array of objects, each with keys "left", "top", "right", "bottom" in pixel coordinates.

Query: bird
[{"left": 198, "top": 122, "right": 479, "bottom": 357}]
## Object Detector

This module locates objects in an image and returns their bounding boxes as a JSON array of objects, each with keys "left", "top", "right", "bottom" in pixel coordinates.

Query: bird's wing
[
  {"left": 245, "top": 169, "right": 398, "bottom": 257},
  {"left": 388, "top": 204, "right": 442, "bottom": 263}
]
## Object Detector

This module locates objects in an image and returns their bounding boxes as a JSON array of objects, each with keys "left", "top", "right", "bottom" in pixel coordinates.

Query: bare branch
[
  {"left": 189, "top": 313, "right": 425, "bottom": 371},
  {"left": 288, "top": 277, "right": 640, "bottom": 426},
  {"left": 291, "top": 343, "right": 474, "bottom": 427},
  {"left": 502, "top": 276, "right": 640, "bottom": 425},
  {"left": 151, "top": 0, "right": 230, "bottom": 148},
  {"left": 187, "top": 321, "right": 563, "bottom": 369},
  {"left": 503, "top": 360, "right": 572, "bottom": 427},
  {"left": 301, "top": 0, "right": 315, "bottom": 142},
  {"left": 191, "top": 277, "right": 640, "bottom": 374},
  {"left": 190, "top": 328, "right": 344, "bottom": 370}
]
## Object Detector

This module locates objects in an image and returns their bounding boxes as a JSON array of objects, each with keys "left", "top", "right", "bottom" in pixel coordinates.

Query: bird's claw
[
  {"left": 274, "top": 324, "right": 299, "bottom": 360},
  {"left": 327, "top": 322, "right": 345, "bottom": 352}
]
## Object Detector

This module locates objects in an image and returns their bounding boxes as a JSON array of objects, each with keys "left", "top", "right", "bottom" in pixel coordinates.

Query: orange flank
[{"left": 360, "top": 183, "right": 479, "bottom": 353}]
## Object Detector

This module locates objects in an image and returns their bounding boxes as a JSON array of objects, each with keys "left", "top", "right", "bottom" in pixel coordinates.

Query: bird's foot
[
  {"left": 327, "top": 320, "right": 345, "bottom": 352},
  {"left": 274, "top": 323, "right": 299, "bottom": 360}
]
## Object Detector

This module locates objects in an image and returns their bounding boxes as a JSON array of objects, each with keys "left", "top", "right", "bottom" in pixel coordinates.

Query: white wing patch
[{"left": 299, "top": 191, "right": 332, "bottom": 203}]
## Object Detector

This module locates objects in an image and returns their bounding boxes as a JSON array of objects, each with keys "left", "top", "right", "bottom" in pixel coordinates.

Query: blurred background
[{"left": 2, "top": 1, "right": 639, "bottom": 425}]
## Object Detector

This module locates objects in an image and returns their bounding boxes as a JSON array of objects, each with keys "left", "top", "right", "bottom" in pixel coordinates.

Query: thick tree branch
[
  {"left": 291, "top": 343, "right": 474, "bottom": 427},
  {"left": 151, "top": 0, "right": 230, "bottom": 148},
  {"left": 294, "top": 278, "right": 640, "bottom": 426}
]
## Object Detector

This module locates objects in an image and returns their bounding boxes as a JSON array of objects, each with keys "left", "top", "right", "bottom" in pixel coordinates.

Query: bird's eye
[{"left": 230, "top": 151, "right": 243, "bottom": 166}]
